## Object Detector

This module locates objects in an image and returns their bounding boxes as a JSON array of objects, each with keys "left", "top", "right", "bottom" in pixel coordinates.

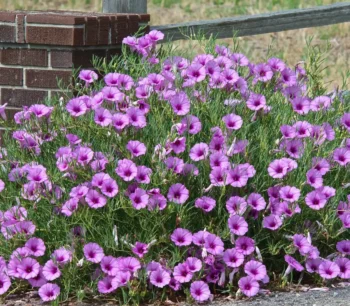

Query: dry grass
[{"left": 0, "top": 0, "right": 349, "bottom": 88}]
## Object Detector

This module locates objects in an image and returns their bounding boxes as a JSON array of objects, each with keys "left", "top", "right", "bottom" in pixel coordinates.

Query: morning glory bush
[{"left": 0, "top": 30, "right": 349, "bottom": 304}]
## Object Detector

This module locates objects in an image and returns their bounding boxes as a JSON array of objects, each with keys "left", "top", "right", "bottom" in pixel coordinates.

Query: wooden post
[{"left": 102, "top": 0, "right": 147, "bottom": 13}]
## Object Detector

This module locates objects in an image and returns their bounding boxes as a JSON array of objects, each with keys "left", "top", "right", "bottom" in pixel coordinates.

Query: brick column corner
[{"left": 0, "top": 10, "right": 150, "bottom": 111}]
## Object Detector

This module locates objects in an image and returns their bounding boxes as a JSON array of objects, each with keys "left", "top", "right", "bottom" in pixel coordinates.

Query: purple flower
[
  {"left": 189, "top": 143, "right": 209, "bottom": 161},
  {"left": 165, "top": 157, "right": 184, "bottom": 174},
  {"left": 61, "top": 198, "right": 79, "bottom": 216},
  {"left": 116, "top": 159, "right": 137, "bottom": 181},
  {"left": 130, "top": 188, "right": 149, "bottom": 210},
  {"left": 180, "top": 115, "right": 202, "bottom": 134},
  {"left": 83, "top": 243, "right": 104, "bottom": 263},
  {"left": 101, "top": 179, "right": 119, "bottom": 198},
  {"left": 268, "top": 159, "right": 289, "bottom": 179},
  {"left": 210, "top": 167, "right": 228, "bottom": 186},
  {"left": 150, "top": 268, "right": 171, "bottom": 288},
  {"left": 52, "top": 248, "right": 72, "bottom": 265},
  {"left": 312, "top": 157, "right": 330, "bottom": 175},
  {"left": 195, "top": 197, "right": 216, "bottom": 213},
  {"left": 38, "top": 283, "right": 60, "bottom": 302},
  {"left": 0, "top": 273, "right": 11, "bottom": 295},
  {"left": 335, "top": 258, "right": 350, "bottom": 279},
  {"left": 126, "top": 140, "right": 147, "bottom": 157},
  {"left": 279, "top": 186, "right": 300, "bottom": 202},
  {"left": 263, "top": 214, "right": 282, "bottom": 230},
  {"left": 226, "top": 196, "right": 247, "bottom": 215},
  {"left": 293, "top": 121, "right": 312, "bottom": 138},
  {"left": 185, "top": 257, "right": 202, "bottom": 272},
  {"left": 246, "top": 93, "right": 266, "bottom": 111},
  {"left": 247, "top": 193, "right": 266, "bottom": 211},
  {"left": 127, "top": 107, "right": 147, "bottom": 128},
  {"left": 306, "top": 258, "right": 322, "bottom": 273},
  {"left": 171, "top": 228, "right": 192, "bottom": 246},
  {"left": 170, "top": 92, "right": 190, "bottom": 116},
  {"left": 284, "top": 255, "right": 304, "bottom": 272},
  {"left": 228, "top": 215, "right": 248, "bottom": 236},
  {"left": 43, "top": 260, "right": 61, "bottom": 281},
  {"left": 310, "top": 96, "right": 332, "bottom": 111},
  {"left": 280, "top": 68, "right": 297, "bottom": 86},
  {"left": 318, "top": 260, "right": 340, "bottom": 279},
  {"left": 186, "top": 63, "right": 206, "bottom": 83},
  {"left": 118, "top": 257, "right": 141, "bottom": 273},
  {"left": 333, "top": 148, "right": 350, "bottom": 166},
  {"left": 223, "top": 248, "right": 244, "bottom": 268},
  {"left": 79, "top": 69, "right": 98, "bottom": 84},
  {"left": 291, "top": 97, "right": 310, "bottom": 115},
  {"left": 204, "top": 233, "right": 224, "bottom": 255},
  {"left": 66, "top": 98, "right": 88, "bottom": 117},
  {"left": 222, "top": 113, "right": 243, "bottom": 130},
  {"left": 85, "top": 190, "right": 107, "bottom": 209},
  {"left": 192, "top": 231, "right": 209, "bottom": 247},
  {"left": 98, "top": 276, "right": 117, "bottom": 294},
  {"left": 101, "top": 256, "right": 119, "bottom": 276},
  {"left": 280, "top": 124, "right": 296, "bottom": 138},
  {"left": 306, "top": 169, "right": 323, "bottom": 188},
  {"left": 136, "top": 166, "right": 152, "bottom": 184},
  {"left": 112, "top": 113, "right": 129, "bottom": 130},
  {"left": 18, "top": 258, "right": 40, "bottom": 279},
  {"left": 25, "top": 237, "right": 46, "bottom": 257},
  {"left": 254, "top": 63, "right": 273, "bottom": 83},
  {"left": 132, "top": 242, "right": 149, "bottom": 258},
  {"left": 210, "top": 153, "right": 230, "bottom": 169},
  {"left": 167, "top": 183, "right": 189, "bottom": 204},
  {"left": 293, "top": 234, "right": 311, "bottom": 254},
  {"left": 305, "top": 190, "right": 327, "bottom": 210},
  {"left": 235, "top": 236, "right": 255, "bottom": 255},
  {"left": 337, "top": 240, "right": 350, "bottom": 255},
  {"left": 173, "top": 263, "right": 193, "bottom": 283},
  {"left": 341, "top": 113, "right": 350, "bottom": 131},
  {"left": 244, "top": 260, "right": 267, "bottom": 281},
  {"left": 169, "top": 278, "right": 181, "bottom": 291},
  {"left": 74, "top": 146, "right": 94, "bottom": 166},
  {"left": 170, "top": 137, "right": 186, "bottom": 154},
  {"left": 190, "top": 281, "right": 211, "bottom": 302},
  {"left": 238, "top": 276, "right": 260, "bottom": 297},
  {"left": 94, "top": 108, "right": 112, "bottom": 127},
  {"left": 285, "top": 139, "right": 304, "bottom": 159}
]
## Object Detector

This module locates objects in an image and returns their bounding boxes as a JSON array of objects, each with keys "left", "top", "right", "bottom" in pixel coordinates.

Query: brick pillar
[{"left": 0, "top": 11, "right": 150, "bottom": 115}]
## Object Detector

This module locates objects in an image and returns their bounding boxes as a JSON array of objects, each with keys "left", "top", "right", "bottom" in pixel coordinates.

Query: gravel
[
  {"left": 211, "top": 287, "right": 350, "bottom": 306},
  {"left": 2, "top": 287, "right": 350, "bottom": 306}
]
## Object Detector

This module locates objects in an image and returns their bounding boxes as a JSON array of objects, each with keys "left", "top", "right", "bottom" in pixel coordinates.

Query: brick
[
  {"left": 128, "top": 15, "right": 140, "bottom": 34},
  {"left": 85, "top": 17, "right": 99, "bottom": 45},
  {"left": 50, "top": 50, "right": 74, "bottom": 68},
  {"left": 114, "top": 15, "right": 129, "bottom": 44},
  {"left": 138, "top": 14, "right": 151, "bottom": 23},
  {"left": 26, "top": 14, "right": 86, "bottom": 25},
  {"left": 51, "top": 49, "right": 107, "bottom": 68},
  {"left": 98, "top": 17, "right": 110, "bottom": 45},
  {"left": 0, "top": 68, "right": 23, "bottom": 86},
  {"left": 26, "top": 26, "right": 84, "bottom": 46},
  {"left": 1, "top": 88, "right": 48, "bottom": 107},
  {"left": 0, "top": 49, "right": 48, "bottom": 67},
  {"left": 0, "top": 12, "right": 16, "bottom": 22},
  {"left": 26, "top": 69, "right": 72, "bottom": 89},
  {"left": 16, "top": 14, "right": 26, "bottom": 43},
  {"left": 0, "top": 25, "right": 16, "bottom": 43}
]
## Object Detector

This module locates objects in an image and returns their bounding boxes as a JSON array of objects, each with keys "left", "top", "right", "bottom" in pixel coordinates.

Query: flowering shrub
[{"left": 0, "top": 30, "right": 350, "bottom": 304}]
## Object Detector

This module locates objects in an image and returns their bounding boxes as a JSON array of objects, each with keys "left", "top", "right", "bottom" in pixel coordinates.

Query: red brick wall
[{"left": 0, "top": 10, "right": 150, "bottom": 114}]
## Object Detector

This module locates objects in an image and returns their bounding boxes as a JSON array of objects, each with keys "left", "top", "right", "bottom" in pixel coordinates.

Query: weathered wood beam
[
  {"left": 102, "top": 0, "right": 147, "bottom": 14},
  {"left": 151, "top": 2, "right": 350, "bottom": 41}
]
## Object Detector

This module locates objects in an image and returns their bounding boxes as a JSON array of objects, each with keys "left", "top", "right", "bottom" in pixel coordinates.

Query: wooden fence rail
[
  {"left": 103, "top": 1, "right": 350, "bottom": 42},
  {"left": 151, "top": 2, "right": 350, "bottom": 41}
]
